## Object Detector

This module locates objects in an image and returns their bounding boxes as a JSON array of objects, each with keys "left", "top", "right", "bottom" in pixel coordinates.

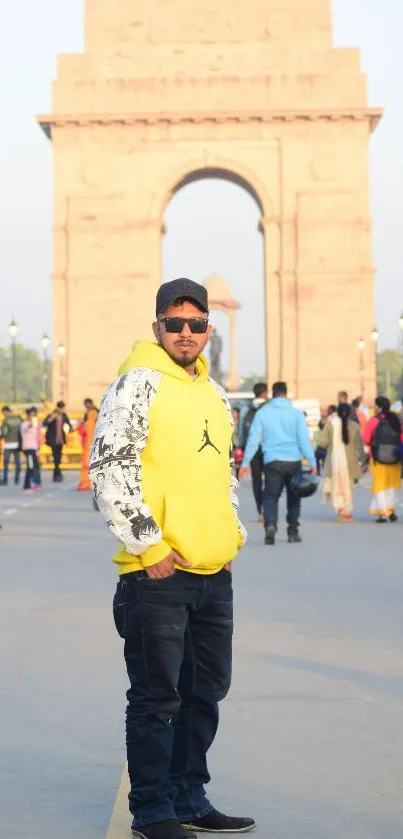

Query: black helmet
[{"left": 290, "top": 471, "right": 320, "bottom": 499}]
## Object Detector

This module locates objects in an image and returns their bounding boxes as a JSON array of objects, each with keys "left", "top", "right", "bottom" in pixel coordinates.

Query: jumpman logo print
[{"left": 198, "top": 420, "right": 221, "bottom": 455}]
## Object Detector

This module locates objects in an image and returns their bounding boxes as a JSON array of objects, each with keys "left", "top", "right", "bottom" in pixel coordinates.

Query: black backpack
[
  {"left": 372, "top": 417, "right": 400, "bottom": 465},
  {"left": 242, "top": 407, "right": 256, "bottom": 446}
]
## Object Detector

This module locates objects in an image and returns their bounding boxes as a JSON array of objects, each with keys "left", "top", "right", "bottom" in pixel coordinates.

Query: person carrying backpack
[
  {"left": 241, "top": 382, "right": 268, "bottom": 520},
  {"left": 363, "top": 396, "right": 402, "bottom": 523}
]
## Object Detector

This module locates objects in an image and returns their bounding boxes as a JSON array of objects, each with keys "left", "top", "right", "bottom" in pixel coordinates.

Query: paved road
[{"left": 1, "top": 473, "right": 402, "bottom": 839}]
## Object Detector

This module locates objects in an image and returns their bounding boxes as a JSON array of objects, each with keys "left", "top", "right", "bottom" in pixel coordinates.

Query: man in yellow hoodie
[{"left": 90, "top": 279, "right": 254, "bottom": 839}]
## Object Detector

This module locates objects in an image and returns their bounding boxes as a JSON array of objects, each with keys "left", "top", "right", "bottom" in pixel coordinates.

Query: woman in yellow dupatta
[{"left": 363, "top": 396, "right": 402, "bottom": 522}]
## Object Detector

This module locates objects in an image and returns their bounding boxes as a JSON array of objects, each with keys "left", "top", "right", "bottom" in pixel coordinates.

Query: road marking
[
  {"left": 0, "top": 474, "right": 80, "bottom": 518},
  {"left": 105, "top": 765, "right": 130, "bottom": 839},
  {"left": 4, "top": 488, "right": 70, "bottom": 514}
]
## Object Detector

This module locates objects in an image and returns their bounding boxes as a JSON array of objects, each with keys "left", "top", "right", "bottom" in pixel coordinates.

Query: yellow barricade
[{"left": 0, "top": 409, "right": 85, "bottom": 472}]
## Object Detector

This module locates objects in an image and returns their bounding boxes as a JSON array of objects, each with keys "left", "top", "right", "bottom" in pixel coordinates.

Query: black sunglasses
[{"left": 159, "top": 317, "right": 209, "bottom": 334}]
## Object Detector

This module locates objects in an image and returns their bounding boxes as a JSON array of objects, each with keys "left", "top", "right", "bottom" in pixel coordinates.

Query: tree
[
  {"left": 0, "top": 344, "right": 52, "bottom": 404},
  {"left": 376, "top": 349, "right": 402, "bottom": 403}
]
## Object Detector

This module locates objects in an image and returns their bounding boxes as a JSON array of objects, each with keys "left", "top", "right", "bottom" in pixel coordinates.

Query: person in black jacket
[
  {"left": 0, "top": 406, "right": 22, "bottom": 485},
  {"left": 242, "top": 383, "right": 268, "bottom": 520},
  {"left": 43, "top": 401, "right": 72, "bottom": 482}
]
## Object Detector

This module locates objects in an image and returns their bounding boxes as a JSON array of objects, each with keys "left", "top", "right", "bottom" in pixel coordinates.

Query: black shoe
[
  {"left": 375, "top": 516, "right": 388, "bottom": 523},
  {"left": 182, "top": 809, "right": 256, "bottom": 834},
  {"left": 132, "top": 819, "right": 196, "bottom": 839},
  {"left": 288, "top": 531, "right": 302, "bottom": 543},
  {"left": 264, "top": 525, "right": 276, "bottom": 546},
  {"left": 53, "top": 472, "right": 63, "bottom": 483},
  {"left": 389, "top": 512, "right": 398, "bottom": 523},
  {"left": 0, "top": 480, "right": 7, "bottom": 486}
]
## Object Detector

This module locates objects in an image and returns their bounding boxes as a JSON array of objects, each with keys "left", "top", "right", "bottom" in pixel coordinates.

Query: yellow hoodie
[{"left": 90, "top": 341, "right": 246, "bottom": 575}]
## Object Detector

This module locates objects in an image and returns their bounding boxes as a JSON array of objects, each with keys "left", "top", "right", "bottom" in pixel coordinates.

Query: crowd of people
[
  {"left": 2, "top": 377, "right": 402, "bottom": 529},
  {"left": 315, "top": 391, "right": 403, "bottom": 522},
  {"left": 0, "top": 398, "right": 98, "bottom": 493},
  {"left": 232, "top": 385, "right": 403, "bottom": 537}
]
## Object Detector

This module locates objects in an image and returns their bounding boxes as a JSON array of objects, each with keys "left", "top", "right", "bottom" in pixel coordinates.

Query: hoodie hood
[
  {"left": 269, "top": 397, "right": 293, "bottom": 410},
  {"left": 118, "top": 340, "right": 209, "bottom": 382}
]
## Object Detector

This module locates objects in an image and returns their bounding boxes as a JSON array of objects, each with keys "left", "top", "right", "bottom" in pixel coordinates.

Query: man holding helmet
[{"left": 239, "top": 381, "right": 317, "bottom": 546}]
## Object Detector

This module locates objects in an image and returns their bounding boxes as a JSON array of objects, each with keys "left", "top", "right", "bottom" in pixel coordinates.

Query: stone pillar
[
  {"left": 52, "top": 188, "right": 162, "bottom": 404},
  {"left": 260, "top": 216, "right": 282, "bottom": 386}
]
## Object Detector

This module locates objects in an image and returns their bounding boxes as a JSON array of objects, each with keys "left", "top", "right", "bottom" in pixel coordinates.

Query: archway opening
[{"left": 162, "top": 172, "right": 265, "bottom": 389}]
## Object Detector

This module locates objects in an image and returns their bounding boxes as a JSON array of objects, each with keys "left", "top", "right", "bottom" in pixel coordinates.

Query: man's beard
[{"left": 168, "top": 347, "right": 200, "bottom": 369}]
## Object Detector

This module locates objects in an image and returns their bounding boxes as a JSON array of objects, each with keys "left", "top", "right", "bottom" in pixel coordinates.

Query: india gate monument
[{"left": 38, "top": 0, "right": 382, "bottom": 405}]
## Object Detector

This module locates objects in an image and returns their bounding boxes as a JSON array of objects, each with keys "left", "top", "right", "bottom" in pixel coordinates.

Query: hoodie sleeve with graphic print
[
  {"left": 89, "top": 368, "right": 246, "bottom": 564},
  {"left": 89, "top": 368, "right": 172, "bottom": 566}
]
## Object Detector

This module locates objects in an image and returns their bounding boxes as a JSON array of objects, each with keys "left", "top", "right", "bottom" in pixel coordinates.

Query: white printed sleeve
[{"left": 89, "top": 368, "right": 171, "bottom": 562}]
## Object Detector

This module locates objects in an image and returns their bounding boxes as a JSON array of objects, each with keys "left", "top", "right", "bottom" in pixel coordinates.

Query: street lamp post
[
  {"left": 358, "top": 337, "right": 365, "bottom": 397},
  {"left": 57, "top": 343, "right": 66, "bottom": 401},
  {"left": 371, "top": 326, "right": 379, "bottom": 394},
  {"left": 8, "top": 319, "right": 18, "bottom": 404},
  {"left": 41, "top": 334, "right": 50, "bottom": 400}
]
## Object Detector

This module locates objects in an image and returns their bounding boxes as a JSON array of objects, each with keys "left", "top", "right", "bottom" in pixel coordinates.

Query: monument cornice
[{"left": 37, "top": 107, "right": 383, "bottom": 138}]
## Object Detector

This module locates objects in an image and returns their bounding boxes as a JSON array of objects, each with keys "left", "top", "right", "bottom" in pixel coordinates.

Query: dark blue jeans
[
  {"left": 113, "top": 569, "right": 233, "bottom": 829},
  {"left": 263, "top": 460, "right": 301, "bottom": 533},
  {"left": 23, "top": 450, "right": 40, "bottom": 490},
  {"left": 250, "top": 450, "right": 264, "bottom": 514},
  {"left": 3, "top": 448, "right": 21, "bottom": 484}
]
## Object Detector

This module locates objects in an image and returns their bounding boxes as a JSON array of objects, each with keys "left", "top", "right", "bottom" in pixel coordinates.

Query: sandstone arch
[
  {"left": 38, "top": 0, "right": 382, "bottom": 404},
  {"left": 154, "top": 163, "right": 268, "bottom": 220}
]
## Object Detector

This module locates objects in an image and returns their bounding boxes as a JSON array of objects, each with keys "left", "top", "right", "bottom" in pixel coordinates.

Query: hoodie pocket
[{"left": 163, "top": 491, "right": 240, "bottom": 571}]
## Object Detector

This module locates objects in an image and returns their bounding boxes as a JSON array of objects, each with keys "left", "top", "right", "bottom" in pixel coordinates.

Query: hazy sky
[{"left": 1, "top": 0, "right": 403, "bottom": 376}]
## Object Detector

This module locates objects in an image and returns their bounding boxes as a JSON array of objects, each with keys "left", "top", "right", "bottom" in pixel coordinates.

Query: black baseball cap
[{"left": 156, "top": 278, "right": 209, "bottom": 317}]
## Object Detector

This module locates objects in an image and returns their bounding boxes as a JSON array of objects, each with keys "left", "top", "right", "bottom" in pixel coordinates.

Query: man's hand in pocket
[{"left": 146, "top": 550, "right": 191, "bottom": 579}]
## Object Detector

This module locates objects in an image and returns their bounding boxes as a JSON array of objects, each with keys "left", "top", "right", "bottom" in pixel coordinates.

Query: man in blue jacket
[{"left": 240, "top": 382, "right": 316, "bottom": 546}]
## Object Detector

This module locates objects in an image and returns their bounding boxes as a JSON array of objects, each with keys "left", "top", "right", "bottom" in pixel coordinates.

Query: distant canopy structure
[{"left": 203, "top": 274, "right": 241, "bottom": 392}]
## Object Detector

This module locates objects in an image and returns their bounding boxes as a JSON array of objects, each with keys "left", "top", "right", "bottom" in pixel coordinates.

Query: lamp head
[{"left": 9, "top": 319, "right": 18, "bottom": 340}]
